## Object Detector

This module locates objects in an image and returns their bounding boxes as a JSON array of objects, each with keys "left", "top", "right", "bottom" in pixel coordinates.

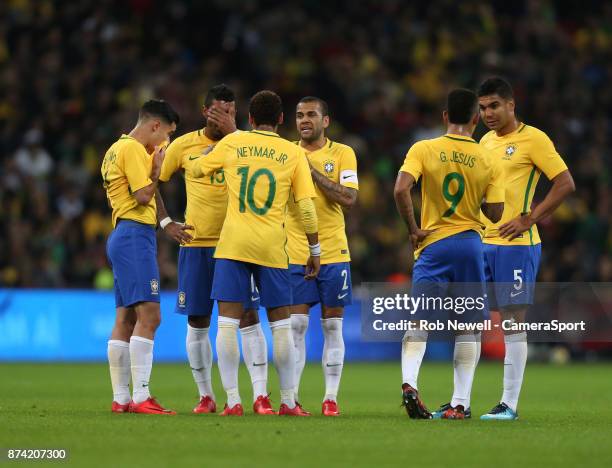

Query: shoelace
[{"left": 489, "top": 403, "right": 508, "bottom": 414}]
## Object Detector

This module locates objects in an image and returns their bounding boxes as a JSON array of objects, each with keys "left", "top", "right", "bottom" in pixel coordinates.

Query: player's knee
[
  {"left": 321, "top": 317, "right": 343, "bottom": 333},
  {"left": 188, "top": 315, "right": 211, "bottom": 328},
  {"left": 291, "top": 314, "right": 308, "bottom": 336},
  {"left": 240, "top": 309, "right": 260, "bottom": 328}
]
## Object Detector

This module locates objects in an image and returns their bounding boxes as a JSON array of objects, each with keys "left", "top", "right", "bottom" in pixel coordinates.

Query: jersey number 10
[
  {"left": 237, "top": 166, "right": 277, "bottom": 215},
  {"left": 442, "top": 172, "right": 465, "bottom": 217}
]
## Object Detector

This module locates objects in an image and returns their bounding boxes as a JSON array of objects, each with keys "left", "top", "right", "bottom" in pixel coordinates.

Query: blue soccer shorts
[{"left": 289, "top": 262, "right": 352, "bottom": 308}]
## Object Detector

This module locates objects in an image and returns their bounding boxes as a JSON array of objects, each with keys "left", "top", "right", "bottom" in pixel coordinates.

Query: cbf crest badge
[
  {"left": 323, "top": 160, "right": 335, "bottom": 175},
  {"left": 150, "top": 279, "right": 159, "bottom": 295},
  {"left": 504, "top": 144, "right": 517, "bottom": 160},
  {"left": 178, "top": 291, "right": 186, "bottom": 307}
]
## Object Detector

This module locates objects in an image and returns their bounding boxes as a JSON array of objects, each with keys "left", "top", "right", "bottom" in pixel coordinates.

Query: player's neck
[
  {"left": 128, "top": 126, "right": 149, "bottom": 149},
  {"left": 496, "top": 117, "right": 520, "bottom": 137},
  {"left": 253, "top": 124, "right": 277, "bottom": 133},
  {"left": 446, "top": 124, "right": 474, "bottom": 139},
  {"left": 300, "top": 134, "right": 327, "bottom": 152}
]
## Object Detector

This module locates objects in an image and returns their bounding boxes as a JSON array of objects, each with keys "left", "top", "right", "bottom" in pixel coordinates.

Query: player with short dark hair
[
  {"left": 102, "top": 99, "right": 179, "bottom": 415},
  {"left": 477, "top": 77, "right": 575, "bottom": 420},
  {"left": 394, "top": 88, "right": 505, "bottom": 420},
  {"left": 286, "top": 96, "right": 358, "bottom": 416},
  {"left": 157, "top": 85, "right": 274, "bottom": 415},
  {"left": 194, "top": 90, "right": 320, "bottom": 416}
]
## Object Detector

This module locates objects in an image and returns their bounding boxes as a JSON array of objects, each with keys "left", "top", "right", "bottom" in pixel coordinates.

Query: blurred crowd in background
[{"left": 0, "top": 0, "right": 610, "bottom": 289}]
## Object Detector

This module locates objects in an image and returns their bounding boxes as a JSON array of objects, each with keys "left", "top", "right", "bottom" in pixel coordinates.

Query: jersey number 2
[
  {"left": 237, "top": 166, "right": 276, "bottom": 215},
  {"left": 442, "top": 172, "right": 465, "bottom": 217}
]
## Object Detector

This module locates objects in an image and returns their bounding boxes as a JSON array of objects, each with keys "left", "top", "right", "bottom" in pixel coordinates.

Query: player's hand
[
  {"left": 207, "top": 102, "right": 237, "bottom": 136},
  {"left": 410, "top": 228, "right": 434, "bottom": 251},
  {"left": 305, "top": 255, "right": 320, "bottom": 280},
  {"left": 163, "top": 222, "right": 194, "bottom": 245},
  {"left": 499, "top": 214, "right": 534, "bottom": 240},
  {"left": 202, "top": 144, "right": 216, "bottom": 156},
  {"left": 151, "top": 145, "right": 166, "bottom": 181}
]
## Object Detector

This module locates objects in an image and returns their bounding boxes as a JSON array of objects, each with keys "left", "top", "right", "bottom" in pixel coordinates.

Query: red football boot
[
  {"left": 441, "top": 405, "right": 466, "bottom": 420},
  {"left": 253, "top": 395, "right": 277, "bottom": 415},
  {"left": 111, "top": 401, "right": 131, "bottom": 413},
  {"left": 193, "top": 395, "right": 217, "bottom": 414},
  {"left": 322, "top": 399, "right": 340, "bottom": 416},
  {"left": 278, "top": 403, "right": 311, "bottom": 416},
  {"left": 129, "top": 397, "right": 176, "bottom": 415},
  {"left": 220, "top": 403, "right": 244, "bottom": 416}
]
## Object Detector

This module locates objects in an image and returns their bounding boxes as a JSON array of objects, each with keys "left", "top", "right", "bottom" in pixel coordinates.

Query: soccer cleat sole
[{"left": 402, "top": 391, "right": 432, "bottom": 419}]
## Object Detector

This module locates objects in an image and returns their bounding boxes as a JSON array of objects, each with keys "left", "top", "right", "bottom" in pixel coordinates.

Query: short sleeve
[
  {"left": 291, "top": 148, "right": 317, "bottom": 202},
  {"left": 159, "top": 138, "right": 183, "bottom": 182},
  {"left": 399, "top": 141, "right": 426, "bottom": 181},
  {"left": 122, "top": 142, "right": 152, "bottom": 193},
  {"left": 484, "top": 157, "right": 505, "bottom": 203},
  {"left": 338, "top": 146, "right": 359, "bottom": 189},
  {"left": 530, "top": 131, "right": 568, "bottom": 180}
]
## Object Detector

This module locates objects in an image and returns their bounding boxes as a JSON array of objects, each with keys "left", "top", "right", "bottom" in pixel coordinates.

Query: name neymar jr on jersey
[
  {"left": 439, "top": 150, "right": 477, "bottom": 168},
  {"left": 236, "top": 145, "right": 288, "bottom": 164}
]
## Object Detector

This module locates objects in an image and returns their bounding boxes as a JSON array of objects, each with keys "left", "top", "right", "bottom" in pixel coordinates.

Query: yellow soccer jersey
[
  {"left": 160, "top": 129, "right": 227, "bottom": 247},
  {"left": 480, "top": 124, "right": 568, "bottom": 246},
  {"left": 101, "top": 135, "right": 156, "bottom": 227},
  {"left": 400, "top": 134, "right": 504, "bottom": 258},
  {"left": 196, "top": 130, "right": 317, "bottom": 268},
  {"left": 286, "top": 139, "right": 358, "bottom": 265}
]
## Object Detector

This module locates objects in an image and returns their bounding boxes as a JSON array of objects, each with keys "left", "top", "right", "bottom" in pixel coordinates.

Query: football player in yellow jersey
[
  {"left": 286, "top": 97, "right": 358, "bottom": 417},
  {"left": 102, "top": 100, "right": 179, "bottom": 415},
  {"left": 394, "top": 89, "right": 505, "bottom": 420},
  {"left": 194, "top": 90, "right": 320, "bottom": 416},
  {"left": 477, "top": 78, "right": 575, "bottom": 420},
  {"left": 158, "top": 85, "right": 274, "bottom": 415}
]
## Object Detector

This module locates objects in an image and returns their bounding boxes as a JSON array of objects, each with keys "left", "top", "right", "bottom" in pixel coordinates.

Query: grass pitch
[{"left": 1, "top": 361, "right": 611, "bottom": 467}]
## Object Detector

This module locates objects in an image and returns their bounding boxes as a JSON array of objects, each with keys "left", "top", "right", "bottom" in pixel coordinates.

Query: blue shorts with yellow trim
[
  {"left": 483, "top": 243, "right": 541, "bottom": 309},
  {"left": 106, "top": 220, "right": 160, "bottom": 308},
  {"left": 289, "top": 262, "right": 352, "bottom": 308},
  {"left": 176, "top": 247, "right": 260, "bottom": 316}
]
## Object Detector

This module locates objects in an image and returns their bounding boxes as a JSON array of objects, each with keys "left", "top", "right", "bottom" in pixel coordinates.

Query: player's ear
[
  {"left": 201, "top": 105, "right": 208, "bottom": 119},
  {"left": 508, "top": 99, "right": 515, "bottom": 113},
  {"left": 151, "top": 119, "right": 161, "bottom": 133},
  {"left": 248, "top": 113, "right": 255, "bottom": 128},
  {"left": 278, "top": 112, "right": 284, "bottom": 126},
  {"left": 472, "top": 112, "right": 479, "bottom": 126},
  {"left": 442, "top": 111, "right": 449, "bottom": 126},
  {"left": 323, "top": 115, "right": 330, "bottom": 129}
]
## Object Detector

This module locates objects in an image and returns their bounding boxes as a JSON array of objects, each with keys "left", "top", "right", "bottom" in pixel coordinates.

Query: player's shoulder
[
  {"left": 168, "top": 129, "right": 206, "bottom": 148},
  {"left": 408, "top": 137, "right": 437, "bottom": 154},
  {"left": 328, "top": 139, "right": 356, "bottom": 158},
  {"left": 521, "top": 124, "right": 553, "bottom": 144},
  {"left": 479, "top": 130, "right": 496, "bottom": 145},
  {"left": 114, "top": 135, "right": 146, "bottom": 155}
]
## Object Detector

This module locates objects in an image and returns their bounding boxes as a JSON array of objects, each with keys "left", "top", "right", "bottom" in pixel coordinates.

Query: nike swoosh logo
[
  {"left": 188, "top": 155, "right": 201, "bottom": 160},
  {"left": 326, "top": 363, "right": 342, "bottom": 367},
  {"left": 142, "top": 384, "right": 149, "bottom": 387},
  {"left": 342, "top": 175, "right": 352, "bottom": 180},
  {"left": 510, "top": 291, "right": 524, "bottom": 298},
  {"left": 253, "top": 362, "right": 266, "bottom": 367},
  {"left": 337, "top": 293, "right": 348, "bottom": 299},
  {"left": 251, "top": 296, "right": 260, "bottom": 302}
]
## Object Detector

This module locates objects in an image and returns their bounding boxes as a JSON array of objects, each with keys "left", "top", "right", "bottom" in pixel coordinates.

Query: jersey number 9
[{"left": 442, "top": 172, "right": 465, "bottom": 217}]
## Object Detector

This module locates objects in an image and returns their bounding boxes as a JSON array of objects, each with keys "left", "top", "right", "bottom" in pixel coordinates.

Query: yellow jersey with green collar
[
  {"left": 196, "top": 130, "right": 317, "bottom": 268},
  {"left": 479, "top": 123, "right": 568, "bottom": 246},
  {"left": 400, "top": 133, "right": 504, "bottom": 258},
  {"left": 286, "top": 138, "right": 359, "bottom": 265},
  {"left": 160, "top": 128, "right": 227, "bottom": 247},
  {"left": 101, "top": 134, "right": 157, "bottom": 227}
]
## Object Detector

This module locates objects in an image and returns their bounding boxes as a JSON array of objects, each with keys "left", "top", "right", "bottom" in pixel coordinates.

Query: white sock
[
  {"left": 321, "top": 318, "right": 344, "bottom": 402},
  {"left": 217, "top": 317, "right": 241, "bottom": 407},
  {"left": 240, "top": 323, "right": 268, "bottom": 401},
  {"left": 130, "top": 336, "right": 154, "bottom": 404},
  {"left": 451, "top": 335, "right": 478, "bottom": 409},
  {"left": 186, "top": 324, "right": 214, "bottom": 399},
  {"left": 467, "top": 334, "right": 481, "bottom": 404},
  {"left": 401, "top": 330, "right": 428, "bottom": 389},
  {"left": 291, "top": 314, "right": 309, "bottom": 401},
  {"left": 502, "top": 332, "right": 528, "bottom": 412},
  {"left": 108, "top": 340, "right": 131, "bottom": 404},
  {"left": 270, "top": 318, "right": 296, "bottom": 409}
]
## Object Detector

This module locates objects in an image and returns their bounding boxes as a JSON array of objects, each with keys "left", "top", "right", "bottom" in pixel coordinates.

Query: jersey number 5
[
  {"left": 237, "top": 166, "right": 276, "bottom": 215},
  {"left": 442, "top": 172, "right": 465, "bottom": 217}
]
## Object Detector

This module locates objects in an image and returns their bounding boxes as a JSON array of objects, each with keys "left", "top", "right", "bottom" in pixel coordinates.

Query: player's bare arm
[
  {"left": 393, "top": 171, "right": 433, "bottom": 250},
  {"left": 309, "top": 164, "right": 358, "bottom": 208},
  {"left": 499, "top": 169, "right": 575, "bottom": 240},
  {"left": 481, "top": 202, "right": 504, "bottom": 223},
  {"left": 154, "top": 189, "right": 194, "bottom": 244},
  {"left": 133, "top": 145, "right": 164, "bottom": 205}
]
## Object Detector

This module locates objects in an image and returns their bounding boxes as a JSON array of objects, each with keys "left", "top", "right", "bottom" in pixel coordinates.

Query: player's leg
[
  {"left": 317, "top": 262, "right": 352, "bottom": 416},
  {"left": 481, "top": 244, "right": 540, "bottom": 420},
  {"left": 257, "top": 265, "right": 309, "bottom": 416},
  {"left": 211, "top": 259, "right": 251, "bottom": 416},
  {"left": 108, "top": 305, "right": 136, "bottom": 411},
  {"left": 288, "top": 263, "right": 319, "bottom": 403},
  {"left": 177, "top": 246, "right": 217, "bottom": 413}
]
